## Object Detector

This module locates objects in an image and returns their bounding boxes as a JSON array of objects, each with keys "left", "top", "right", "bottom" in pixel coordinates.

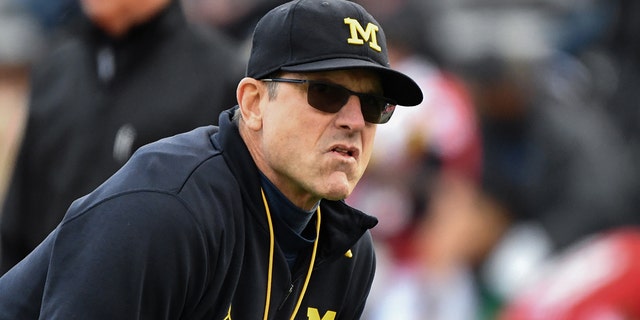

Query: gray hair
[
  {"left": 232, "top": 107, "right": 241, "bottom": 124},
  {"left": 233, "top": 77, "right": 281, "bottom": 124}
]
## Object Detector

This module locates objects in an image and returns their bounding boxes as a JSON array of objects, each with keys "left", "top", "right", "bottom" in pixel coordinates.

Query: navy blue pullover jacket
[{"left": 0, "top": 107, "right": 378, "bottom": 320}]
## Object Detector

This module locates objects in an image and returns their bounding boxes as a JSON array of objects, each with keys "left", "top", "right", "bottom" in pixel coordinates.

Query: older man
[{"left": 0, "top": 0, "right": 422, "bottom": 319}]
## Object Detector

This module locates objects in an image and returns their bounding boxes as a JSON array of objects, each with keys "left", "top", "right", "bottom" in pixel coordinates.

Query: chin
[
  {"left": 323, "top": 193, "right": 348, "bottom": 201},
  {"left": 319, "top": 172, "right": 358, "bottom": 200},
  {"left": 321, "top": 184, "right": 353, "bottom": 201}
]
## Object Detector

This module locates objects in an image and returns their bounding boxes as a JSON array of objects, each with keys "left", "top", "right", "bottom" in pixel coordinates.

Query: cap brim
[{"left": 280, "top": 58, "right": 423, "bottom": 107}]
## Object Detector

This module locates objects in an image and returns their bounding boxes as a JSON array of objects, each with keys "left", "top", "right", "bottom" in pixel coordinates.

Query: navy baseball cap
[{"left": 246, "top": 0, "right": 423, "bottom": 107}]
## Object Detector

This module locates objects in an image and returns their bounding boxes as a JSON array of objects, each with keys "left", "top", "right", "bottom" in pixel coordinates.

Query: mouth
[{"left": 330, "top": 145, "right": 359, "bottom": 159}]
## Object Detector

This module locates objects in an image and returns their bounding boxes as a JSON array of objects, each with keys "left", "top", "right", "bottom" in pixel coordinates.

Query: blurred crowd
[{"left": 2, "top": 0, "right": 640, "bottom": 319}]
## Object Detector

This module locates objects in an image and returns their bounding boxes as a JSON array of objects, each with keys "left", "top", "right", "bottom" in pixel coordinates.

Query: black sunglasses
[{"left": 261, "top": 78, "right": 397, "bottom": 124}]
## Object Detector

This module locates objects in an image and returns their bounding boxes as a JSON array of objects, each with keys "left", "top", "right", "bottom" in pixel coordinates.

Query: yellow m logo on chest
[
  {"left": 344, "top": 18, "right": 382, "bottom": 52},
  {"left": 307, "top": 307, "right": 337, "bottom": 320}
]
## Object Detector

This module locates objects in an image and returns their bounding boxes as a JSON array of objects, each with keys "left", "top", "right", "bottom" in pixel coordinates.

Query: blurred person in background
[
  {"left": 359, "top": 0, "right": 639, "bottom": 318},
  {"left": 371, "top": 161, "right": 518, "bottom": 320},
  {"left": 566, "top": 0, "right": 640, "bottom": 213},
  {"left": 348, "top": 1, "right": 484, "bottom": 318},
  {"left": 0, "top": 0, "right": 44, "bottom": 207},
  {"left": 0, "top": 0, "right": 243, "bottom": 274},
  {"left": 457, "top": 53, "right": 637, "bottom": 317},
  {"left": 496, "top": 0, "right": 640, "bottom": 318}
]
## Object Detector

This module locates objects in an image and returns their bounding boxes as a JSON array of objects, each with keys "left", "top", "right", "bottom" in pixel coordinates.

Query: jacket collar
[{"left": 214, "top": 107, "right": 378, "bottom": 259}]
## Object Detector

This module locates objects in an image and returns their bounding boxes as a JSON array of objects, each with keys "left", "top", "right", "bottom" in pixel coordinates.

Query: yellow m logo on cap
[
  {"left": 344, "top": 18, "right": 382, "bottom": 52},
  {"left": 307, "top": 307, "right": 337, "bottom": 320}
]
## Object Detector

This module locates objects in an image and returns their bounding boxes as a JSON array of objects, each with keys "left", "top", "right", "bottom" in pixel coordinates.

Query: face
[
  {"left": 81, "top": 0, "right": 170, "bottom": 37},
  {"left": 240, "top": 69, "right": 382, "bottom": 210}
]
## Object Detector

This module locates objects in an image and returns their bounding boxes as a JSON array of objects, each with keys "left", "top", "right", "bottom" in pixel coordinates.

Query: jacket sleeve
[{"left": 38, "top": 192, "right": 209, "bottom": 319}]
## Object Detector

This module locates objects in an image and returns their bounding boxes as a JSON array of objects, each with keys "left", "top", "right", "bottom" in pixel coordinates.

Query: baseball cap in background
[{"left": 246, "top": 0, "right": 423, "bottom": 107}]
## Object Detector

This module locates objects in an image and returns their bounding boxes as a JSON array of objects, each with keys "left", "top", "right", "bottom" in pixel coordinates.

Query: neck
[{"left": 240, "top": 122, "right": 320, "bottom": 211}]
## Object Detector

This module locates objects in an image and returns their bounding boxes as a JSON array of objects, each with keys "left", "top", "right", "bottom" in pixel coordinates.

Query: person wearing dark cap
[{"left": 0, "top": 0, "right": 422, "bottom": 319}]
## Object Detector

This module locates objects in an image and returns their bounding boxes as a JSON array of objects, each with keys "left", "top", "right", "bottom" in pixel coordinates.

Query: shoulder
[
  {"left": 66, "top": 126, "right": 226, "bottom": 217},
  {"left": 57, "top": 125, "right": 240, "bottom": 263}
]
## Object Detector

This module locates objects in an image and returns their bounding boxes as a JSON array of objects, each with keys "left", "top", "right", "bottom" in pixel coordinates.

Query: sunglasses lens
[
  {"left": 305, "top": 80, "right": 396, "bottom": 124},
  {"left": 307, "top": 82, "right": 349, "bottom": 113},
  {"left": 359, "top": 96, "right": 382, "bottom": 123},
  {"left": 360, "top": 95, "right": 396, "bottom": 124},
  {"left": 376, "top": 103, "right": 396, "bottom": 124}
]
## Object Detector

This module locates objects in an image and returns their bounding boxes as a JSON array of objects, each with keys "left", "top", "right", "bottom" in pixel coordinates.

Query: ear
[{"left": 237, "top": 77, "right": 265, "bottom": 131}]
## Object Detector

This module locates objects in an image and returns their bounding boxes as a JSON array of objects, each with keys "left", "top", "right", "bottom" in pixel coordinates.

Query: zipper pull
[{"left": 278, "top": 283, "right": 294, "bottom": 310}]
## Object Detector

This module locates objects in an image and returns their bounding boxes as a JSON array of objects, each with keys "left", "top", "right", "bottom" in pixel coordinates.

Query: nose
[{"left": 335, "top": 95, "right": 367, "bottom": 130}]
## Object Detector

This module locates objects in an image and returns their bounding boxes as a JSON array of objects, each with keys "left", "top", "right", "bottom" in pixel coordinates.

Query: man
[
  {"left": 0, "top": 0, "right": 242, "bottom": 273},
  {"left": 0, "top": 0, "right": 422, "bottom": 319}
]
